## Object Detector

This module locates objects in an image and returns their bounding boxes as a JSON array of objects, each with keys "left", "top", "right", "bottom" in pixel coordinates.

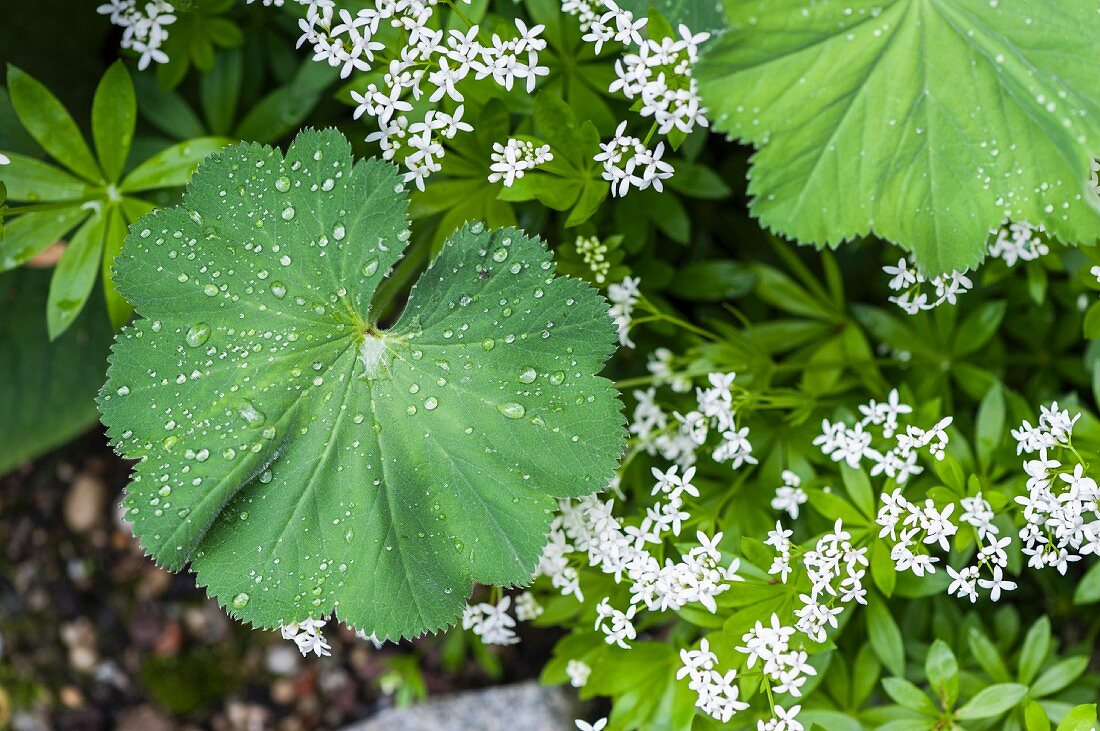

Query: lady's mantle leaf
[
  {"left": 696, "top": 0, "right": 1100, "bottom": 274},
  {"left": 99, "top": 129, "right": 624, "bottom": 640}
]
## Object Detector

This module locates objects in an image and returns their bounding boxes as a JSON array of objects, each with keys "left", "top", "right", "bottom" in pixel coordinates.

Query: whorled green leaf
[
  {"left": 119, "top": 137, "right": 233, "bottom": 193},
  {"left": 99, "top": 129, "right": 624, "bottom": 640},
  {"left": 0, "top": 205, "right": 90, "bottom": 272},
  {"left": 91, "top": 61, "right": 137, "bottom": 183},
  {"left": 696, "top": 0, "right": 1100, "bottom": 274},
  {"left": 48, "top": 208, "right": 109, "bottom": 340},
  {"left": 0, "top": 153, "right": 89, "bottom": 202},
  {"left": 7, "top": 65, "right": 103, "bottom": 184}
]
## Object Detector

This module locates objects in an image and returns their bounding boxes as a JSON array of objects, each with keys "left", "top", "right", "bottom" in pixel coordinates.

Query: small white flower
[{"left": 566, "top": 659, "right": 591, "bottom": 688}]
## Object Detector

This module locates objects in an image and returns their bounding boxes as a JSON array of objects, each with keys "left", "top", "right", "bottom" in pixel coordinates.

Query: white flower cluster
[
  {"left": 607, "top": 23, "right": 710, "bottom": 136},
  {"left": 739, "top": 615, "right": 818, "bottom": 697},
  {"left": 260, "top": 0, "right": 547, "bottom": 191},
  {"left": 514, "top": 590, "right": 543, "bottom": 621},
  {"left": 875, "top": 488, "right": 1018, "bottom": 602},
  {"left": 675, "top": 521, "right": 846, "bottom": 728},
  {"left": 792, "top": 519, "right": 868, "bottom": 642},
  {"left": 565, "top": 0, "right": 710, "bottom": 195},
  {"left": 699, "top": 373, "right": 759, "bottom": 470},
  {"left": 96, "top": 0, "right": 176, "bottom": 70},
  {"left": 988, "top": 221, "right": 1048, "bottom": 266},
  {"left": 678, "top": 638, "right": 748, "bottom": 722},
  {"left": 1011, "top": 401, "right": 1079, "bottom": 455},
  {"left": 814, "top": 390, "right": 945, "bottom": 483},
  {"left": 574, "top": 235, "right": 613, "bottom": 285},
  {"left": 566, "top": 659, "right": 591, "bottom": 687},
  {"left": 462, "top": 595, "right": 520, "bottom": 645},
  {"left": 628, "top": 372, "right": 759, "bottom": 472},
  {"left": 883, "top": 258, "right": 973, "bottom": 315},
  {"left": 1013, "top": 404, "right": 1100, "bottom": 574},
  {"left": 280, "top": 617, "right": 331, "bottom": 657},
  {"left": 677, "top": 617, "right": 812, "bottom": 727},
  {"left": 877, "top": 491, "right": 957, "bottom": 576},
  {"left": 647, "top": 347, "right": 692, "bottom": 393},
  {"left": 608, "top": 276, "right": 640, "bottom": 348},
  {"left": 488, "top": 138, "right": 553, "bottom": 187},
  {"left": 772, "top": 470, "right": 808, "bottom": 520},
  {"left": 595, "top": 122, "right": 675, "bottom": 197},
  {"left": 885, "top": 221, "right": 1050, "bottom": 314},
  {"left": 594, "top": 598, "right": 637, "bottom": 648},
  {"left": 536, "top": 469, "right": 742, "bottom": 648}
]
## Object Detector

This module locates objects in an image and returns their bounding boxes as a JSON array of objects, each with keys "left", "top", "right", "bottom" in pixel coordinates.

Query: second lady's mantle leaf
[
  {"left": 99, "top": 130, "right": 624, "bottom": 640},
  {"left": 696, "top": 0, "right": 1100, "bottom": 274}
]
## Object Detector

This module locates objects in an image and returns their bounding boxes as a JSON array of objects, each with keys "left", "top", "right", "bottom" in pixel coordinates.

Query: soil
[{"left": 0, "top": 429, "right": 562, "bottom": 730}]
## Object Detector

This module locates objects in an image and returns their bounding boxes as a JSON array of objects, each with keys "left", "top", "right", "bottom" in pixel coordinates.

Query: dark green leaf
[
  {"left": 47, "top": 209, "right": 108, "bottom": 339},
  {"left": 91, "top": 61, "right": 136, "bottom": 182},
  {"left": 7, "top": 65, "right": 102, "bottom": 183},
  {"left": 956, "top": 683, "right": 1028, "bottom": 720}
]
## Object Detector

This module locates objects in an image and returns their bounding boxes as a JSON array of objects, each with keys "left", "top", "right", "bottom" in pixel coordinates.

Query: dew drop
[
  {"left": 518, "top": 366, "right": 537, "bottom": 384},
  {"left": 333, "top": 223, "right": 347, "bottom": 241},
  {"left": 424, "top": 396, "right": 438, "bottom": 410},
  {"left": 281, "top": 205, "right": 296, "bottom": 220},
  {"left": 270, "top": 281, "right": 287, "bottom": 299},
  {"left": 497, "top": 402, "right": 526, "bottom": 419},
  {"left": 548, "top": 370, "right": 565, "bottom": 385},
  {"left": 275, "top": 176, "right": 291, "bottom": 192},
  {"left": 202, "top": 284, "right": 219, "bottom": 297},
  {"left": 185, "top": 323, "right": 211, "bottom": 347},
  {"left": 235, "top": 399, "right": 266, "bottom": 426},
  {"left": 362, "top": 258, "right": 379, "bottom": 276},
  {"left": 482, "top": 338, "right": 495, "bottom": 350},
  {"left": 231, "top": 592, "right": 250, "bottom": 609}
]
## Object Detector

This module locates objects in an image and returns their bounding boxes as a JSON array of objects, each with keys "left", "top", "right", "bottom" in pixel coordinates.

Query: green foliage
[
  {"left": 497, "top": 94, "right": 609, "bottom": 227},
  {"left": 154, "top": 0, "right": 245, "bottom": 90},
  {"left": 98, "top": 129, "right": 625, "bottom": 640},
  {"left": 696, "top": 0, "right": 1100, "bottom": 273},
  {"left": 0, "top": 268, "right": 112, "bottom": 476},
  {"left": 1, "top": 63, "right": 228, "bottom": 336}
]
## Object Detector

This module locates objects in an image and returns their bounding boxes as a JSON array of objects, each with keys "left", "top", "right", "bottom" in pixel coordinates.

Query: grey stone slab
[{"left": 344, "top": 681, "right": 581, "bottom": 731}]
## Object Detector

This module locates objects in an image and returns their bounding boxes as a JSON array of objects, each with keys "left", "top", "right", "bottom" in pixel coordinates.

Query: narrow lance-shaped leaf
[
  {"left": 92, "top": 61, "right": 137, "bottom": 183},
  {"left": 0, "top": 206, "right": 91, "bottom": 272},
  {"left": 99, "top": 129, "right": 624, "bottom": 640},
  {"left": 119, "top": 137, "right": 233, "bottom": 193},
  {"left": 7, "top": 65, "right": 103, "bottom": 184},
  {"left": 47, "top": 208, "right": 108, "bottom": 340},
  {"left": 696, "top": 0, "right": 1100, "bottom": 274}
]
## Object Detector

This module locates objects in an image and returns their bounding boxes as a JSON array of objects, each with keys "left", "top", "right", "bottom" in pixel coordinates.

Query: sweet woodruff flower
[
  {"left": 280, "top": 617, "right": 331, "bottom": 657},
  {"left": 488, "top": 139, "right": 553, "bottom": 187},
  {"left": 97, "top": 0, "right": 176, "bottom": 70},
  {"left": 245, "top": 0, "right": 548, "bottom": 191}
]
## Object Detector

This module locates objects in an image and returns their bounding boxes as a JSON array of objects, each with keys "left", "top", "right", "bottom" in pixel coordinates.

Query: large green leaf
[
  {"left": 99, "top": 129, "right": 624, "bottom": 640},
  {"left": 696, "top": 0, "right": 1100, "bottom": 274}
]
